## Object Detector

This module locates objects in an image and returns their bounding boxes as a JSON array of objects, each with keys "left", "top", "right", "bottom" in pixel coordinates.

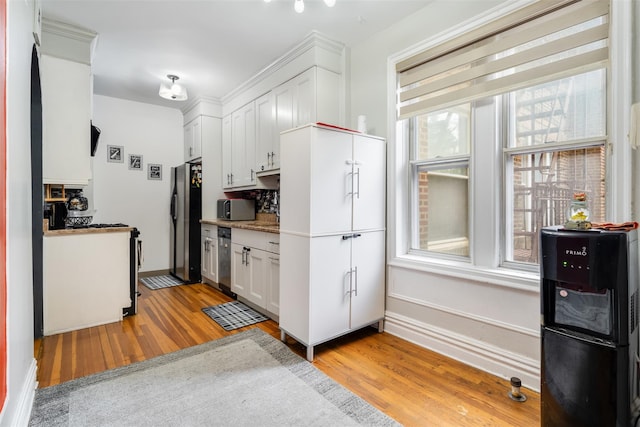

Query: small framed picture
[
  {"left": 107, "top": 145, "right": 124, "bottom": 163},
  {"left": 148, "top": 164, "right": 162, "bottom": 180},
  {"left": 128, "top": 154, "right": 143, "bottom": 171}
]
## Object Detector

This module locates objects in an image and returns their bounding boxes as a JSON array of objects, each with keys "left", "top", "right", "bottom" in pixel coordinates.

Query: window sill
[{"left": 388, "top": 254, "right": 540, "bottom": 293}]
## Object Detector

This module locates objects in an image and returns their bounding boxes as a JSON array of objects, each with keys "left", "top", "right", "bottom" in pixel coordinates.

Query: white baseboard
[
  {"left": 384, "top": 311, "right": 540, "bottom": 392},
  {"left": 11, "top": 358, "right": 38, "bottom": 427}
]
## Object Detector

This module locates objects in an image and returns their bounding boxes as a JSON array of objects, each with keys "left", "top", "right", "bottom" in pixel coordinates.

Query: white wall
[
  {"left": 1, "top": 0, "right": 39, "bottom": 425},
  {"left": 91, "top": 95, "right": 183, "bottom": 273}
]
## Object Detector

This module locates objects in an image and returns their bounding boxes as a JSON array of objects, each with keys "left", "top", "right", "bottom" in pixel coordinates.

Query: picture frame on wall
[
  {"left": 148, "top": 164, "right": 162, "bottom": 180},
  {"left": 107, "top": 145, "right": 124, "bottom": 163},
  {"left": 128, "top": 154, "right": 143, "bottom": 171}
]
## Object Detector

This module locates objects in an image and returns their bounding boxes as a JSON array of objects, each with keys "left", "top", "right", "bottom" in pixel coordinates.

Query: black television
[{"left": 90, "top": 121, "right": 101, "bottom": 157}]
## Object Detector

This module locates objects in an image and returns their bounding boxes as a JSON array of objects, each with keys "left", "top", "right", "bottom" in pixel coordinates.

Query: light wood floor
[{"left": 34, "top": 282, "right": 540, "bottom": 426}]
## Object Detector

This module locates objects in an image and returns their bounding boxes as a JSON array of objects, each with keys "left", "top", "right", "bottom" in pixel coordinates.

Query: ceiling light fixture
[
  {"left": 264, "top": 0, "right": 335, "bottom": 13},
  {"left": 159, "top": 74, "right": 188, "bottom": 101}
]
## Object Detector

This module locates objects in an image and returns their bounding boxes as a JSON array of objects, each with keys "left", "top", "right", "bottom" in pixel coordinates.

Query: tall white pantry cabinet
[{"left": 279, "top": 124, "right": 386, "bottom": 361}]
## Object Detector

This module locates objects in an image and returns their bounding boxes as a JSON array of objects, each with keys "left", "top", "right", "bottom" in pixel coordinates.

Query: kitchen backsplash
[{"left": 235, "top": 189, "right": 280, "bottom": 215}]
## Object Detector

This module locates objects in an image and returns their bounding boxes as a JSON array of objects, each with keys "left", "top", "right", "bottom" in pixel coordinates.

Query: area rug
[
  {"left": 202, "top": 301, "right": 268, "bottom": 331},
  {"left": 140, "top": 274, "right": 184, "bottom": 290},
  {"left": 28, "top": 328, "right": 399, "bottom": 427}
]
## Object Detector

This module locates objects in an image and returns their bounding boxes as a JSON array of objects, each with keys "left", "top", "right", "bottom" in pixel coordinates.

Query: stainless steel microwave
[{"left": 217, "top": 199, "right": 255, "bottom": 220}]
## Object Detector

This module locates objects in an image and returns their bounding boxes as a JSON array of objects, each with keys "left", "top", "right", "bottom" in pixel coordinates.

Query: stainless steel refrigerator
[{"left": 170, "top": 162, "right": 202, "bottom": 283}]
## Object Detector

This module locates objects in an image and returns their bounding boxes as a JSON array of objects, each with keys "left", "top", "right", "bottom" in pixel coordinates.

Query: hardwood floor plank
[{"left": 35, "top": 282, "right": 540, "bottom": 426}]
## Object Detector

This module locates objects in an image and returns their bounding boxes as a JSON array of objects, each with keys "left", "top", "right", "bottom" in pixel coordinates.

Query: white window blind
[{"left": 397, "top": 0, "right": 609, "bottom": 119}]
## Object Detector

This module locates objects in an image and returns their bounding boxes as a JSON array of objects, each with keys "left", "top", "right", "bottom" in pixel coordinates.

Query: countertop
[
  {"left": 44, "top": 227, "right": 134, "bottom": 237},
  {"left": 201, "top": 218, "right": 279, "bottom": 234}
]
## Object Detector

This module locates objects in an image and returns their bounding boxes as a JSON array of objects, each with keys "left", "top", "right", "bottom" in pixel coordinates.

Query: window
[
  {"left": 411, "top": 105, "right": 470, "bottom": 257},
  {"left": 505, "top": 70, "right": 606, "bottom": 264},
  {"left": 399, "top": 0, "right": 610, "bottom": 268}
]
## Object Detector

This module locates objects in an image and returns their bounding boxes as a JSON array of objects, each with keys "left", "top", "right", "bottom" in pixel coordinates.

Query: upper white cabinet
[
  {"left": 41, "top": 55, "right": 92, "bottom": 186},
  {"left": 232, "top": 102, "right": 257, "bottom": 187},
  {"left": 40, "top": 19, "right": 96, "bottom": 186},
  {"left": 222, "top": 114, "right": 233, "bottom": 189},
  {"left": 221, "top": 33, "right": 345, "bottom": 188},
  {"left": 222, "top": 101, "right": 257, "bottom": 189},
  {"left": 184, "top": 116, "right": 202, "bottom": 162},
  {"left": 255, "top": 93, "right": 276, "bottom": 173},
  {"left": 280, "top": 124, "right": 386, "bottom": 236},
  {"left": 259, "top": 66, "right": 340, "bottom": 175},
  {"left": 275, "top": 66, "right": 340, "bottom": 132}
]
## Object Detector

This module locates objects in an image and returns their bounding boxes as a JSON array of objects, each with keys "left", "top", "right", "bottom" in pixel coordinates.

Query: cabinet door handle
[
  {"left": 355, "top": 167, "right": 361, "bottom": 199},
  {"left": 346, "top": 171, "right": 354, "bottom": 197},
  {"left": 189, "top": 147, "right": 193, "bottom": 157},
  {"left": 267, "top": 152, "right": 271, "bottom": 166},
  {"left": 230, "top": 173, "right": 234, "bottom": 185},
  {"left": 245, "top": 247, "right": 250, "bottom": 265},
  {"left": 251, "top": 169, "right": 255, "bottom": 181},
  {"left": 342, "top": 233, "right": 361, "bottom": 240},
  {"left": 268, "top": 241, "right": 279, "bottom": 245},
  {"left": 271, "top": 151, "right": 275, "bottom": 166},
  {"left": 353, "top": 266, "right": 358, "bottom": 297}
]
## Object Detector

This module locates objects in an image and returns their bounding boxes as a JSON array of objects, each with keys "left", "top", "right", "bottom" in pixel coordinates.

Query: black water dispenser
[{"left": 540, "top": 227, "right": 640, "bottom": 426}]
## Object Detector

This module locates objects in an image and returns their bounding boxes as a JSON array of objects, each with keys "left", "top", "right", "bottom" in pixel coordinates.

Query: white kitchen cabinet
[
  {"left": 232, "top": 102, "right": 256, "bottom": 187},
  {"left": 256, "top": 92, "right": 279, "bottom": 174},
  {"left": 265, "top": 243, "right": 280, "bottom": 316},
  {"left": 222, "top": 102, "right": 257, "bottom": 189},
  {"left": 199, "top": 115, "right": 223, "bottom": 220},
  {"left": 279, "top": 124, "right": 386, "bottom": 361},
  {"left": 231, "top": 229, "right": 280, "bottom": 318},
  {"left": 231, "top": 242, "right": 249, "bottom": 296},
  {"left": 201, "top": 224, "right": 217, "bottom": 284},
  {"left": 222, "top": 114, "right": 233, "bottom": 188},
  {"left": 280, "top": 124, "right": 386, "bottom": 236},
  {"left": 184, "top": 116, "right": 203, "bottom": 162},
  {"left": 41, "top": 55, "right": 92, "bottom": 186},
  {"left": 273, "top": 66, "right": 341, "bottom": 136},
  {"left": 247, "top": 248, "right": 267, "bottom": 307}
]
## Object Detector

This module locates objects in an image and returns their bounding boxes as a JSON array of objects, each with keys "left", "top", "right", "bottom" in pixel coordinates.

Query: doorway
[{"left": 31, "top": 44, "right": 43, "bottom": 338}]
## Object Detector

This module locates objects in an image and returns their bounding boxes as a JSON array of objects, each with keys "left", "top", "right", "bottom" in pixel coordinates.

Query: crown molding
[
  {"left": 221, "top": 31, "right": 345, "bottom": 105},
  {"left": 41, "top": 18, "right": 97, "bottom": 65}
]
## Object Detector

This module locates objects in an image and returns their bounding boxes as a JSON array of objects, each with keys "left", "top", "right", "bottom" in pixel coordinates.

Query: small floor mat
[
  {"left": 202, "top": 301, "right": 268, "bottom": 331},
  {"left": 140, "top": 275, "right": 184, "bottom": 290}
]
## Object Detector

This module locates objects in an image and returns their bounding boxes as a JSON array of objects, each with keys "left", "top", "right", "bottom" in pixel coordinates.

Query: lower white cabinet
[
  {"left": 43, "top": 231, "right": 131, "bottom": 335},
  {"left": 201, "top": 224, "right": 217, "bottom": 284},
  {"left": 231, "top": 229, "right": 279, "bottom": 318},
  {"left": 279, "top": 230, "right": 385, "bottom": 361}
]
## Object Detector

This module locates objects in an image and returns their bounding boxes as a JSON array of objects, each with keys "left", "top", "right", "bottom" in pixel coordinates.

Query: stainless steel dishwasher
[{"left": 217, "top": 227, "right": 235, "bottom": 297}]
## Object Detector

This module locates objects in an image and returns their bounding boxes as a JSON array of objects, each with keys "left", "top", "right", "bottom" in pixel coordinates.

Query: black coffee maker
[{"left": 46, "top": 201, "right": 67, "bottom": 230}]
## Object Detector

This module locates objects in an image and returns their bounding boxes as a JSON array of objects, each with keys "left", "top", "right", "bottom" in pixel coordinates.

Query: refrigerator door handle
[{"left": 170, "top": 192, "right": 178, "bottom": 223}]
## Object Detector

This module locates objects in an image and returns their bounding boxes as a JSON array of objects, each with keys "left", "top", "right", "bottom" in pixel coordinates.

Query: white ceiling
[{"left": 40, "top": 0, "right": 432, "bottom": 110}]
